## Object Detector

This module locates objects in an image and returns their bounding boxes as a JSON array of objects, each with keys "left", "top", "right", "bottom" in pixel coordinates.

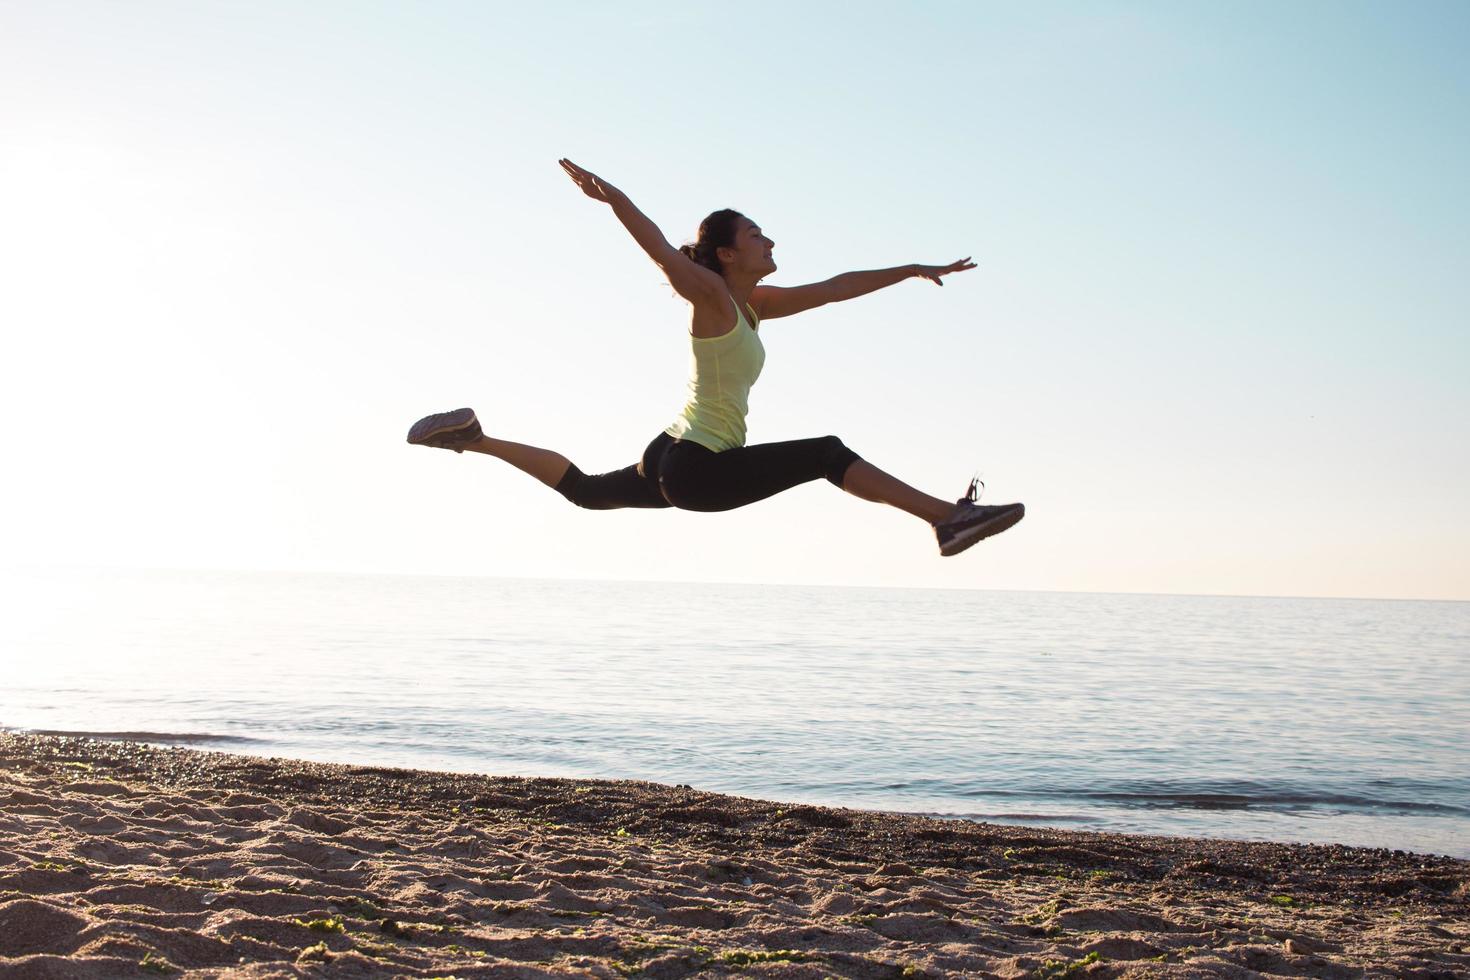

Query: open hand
[
  {"left": 558, "top": 158, "right": 624, "bottom": 204},
  {"left": 915, "top": 258, "right": 976, "bottom": 286}
]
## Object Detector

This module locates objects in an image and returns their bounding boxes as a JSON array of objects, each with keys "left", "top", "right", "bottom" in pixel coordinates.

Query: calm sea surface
[{"left": 3, "top": 568, "right": 1467, "bottom": 857}]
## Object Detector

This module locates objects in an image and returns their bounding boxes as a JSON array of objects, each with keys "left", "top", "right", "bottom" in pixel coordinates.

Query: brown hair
[{"left": 678, "top": 209, "right": 745, "bottom": 277}]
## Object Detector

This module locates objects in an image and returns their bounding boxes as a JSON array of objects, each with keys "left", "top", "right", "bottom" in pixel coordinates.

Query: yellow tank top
[{"left": 664, "top": 295, "right": 766, "bottom": 452}]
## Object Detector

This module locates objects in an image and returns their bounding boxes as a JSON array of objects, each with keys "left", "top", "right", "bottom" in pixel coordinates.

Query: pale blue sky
[{"left": 2, "top": 1, "right": 1467, "bottom": 598}]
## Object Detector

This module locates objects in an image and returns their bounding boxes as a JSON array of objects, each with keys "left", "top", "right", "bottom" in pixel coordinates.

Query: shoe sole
[
  {"left": 407, "top": 408, "right": 479, "bottom": 448},
  {"left": 939, "top": 503, "right": 1025, "bottom": 557}
]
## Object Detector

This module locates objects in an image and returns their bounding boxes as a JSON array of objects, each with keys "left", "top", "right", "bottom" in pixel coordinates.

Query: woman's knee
[
  {"left": 817, "top": 435, "right": 860, "bottom": 486},
  {"left": 555, "top": 465, "right": 603, "bottom": 510},
  {"left": 558, "top": 463, "right": 671, "bottom": 510}
]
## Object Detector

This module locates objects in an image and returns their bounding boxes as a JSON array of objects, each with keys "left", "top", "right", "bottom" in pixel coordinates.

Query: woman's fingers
[
  {"left": 931, "top": 259, "right": 975, "bottom": 278},
  {"left": 558, "top": 158, "right": 616, "bottom": 201},
  {"left": 558, "top": 158, "right": 604, "bottom": 199},
  {"left": 915, "top": 258, "right": 976, "bottom": 284},
  {"left": 560, "top": 159, "right": 597, "bottom": 182}
]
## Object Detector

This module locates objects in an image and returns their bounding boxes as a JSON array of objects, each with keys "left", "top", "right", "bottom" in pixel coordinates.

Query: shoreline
[
  {"left": 11, "top": 727, "right": 1461, "bottom": 861},
  {"left": 2, "top": 733, "right": 1466, "bottom": 978}
]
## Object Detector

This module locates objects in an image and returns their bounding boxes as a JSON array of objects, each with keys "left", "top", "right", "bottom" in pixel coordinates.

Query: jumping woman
[{"left": 407, "top": 159, "right": 1025, "bottom": 557}]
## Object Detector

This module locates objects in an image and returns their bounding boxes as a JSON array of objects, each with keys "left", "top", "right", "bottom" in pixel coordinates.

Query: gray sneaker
[
  {"left": 935, "top": 479, "right": 1025, "bottom": 557},
  {"left": 406, "top": 408, "right": 482, "bottom": 453}
]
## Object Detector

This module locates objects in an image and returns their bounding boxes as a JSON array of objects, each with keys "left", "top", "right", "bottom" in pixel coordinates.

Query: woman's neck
[{"left": 723, "top": 273, "right": 760, "bottom": 308}]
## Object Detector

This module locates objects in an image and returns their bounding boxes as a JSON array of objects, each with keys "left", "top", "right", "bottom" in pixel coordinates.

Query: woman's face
[{"left": 720, "top": 218, "right": 776, "bottom": 278}]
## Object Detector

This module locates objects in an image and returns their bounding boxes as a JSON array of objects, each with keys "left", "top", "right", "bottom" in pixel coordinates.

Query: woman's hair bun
[{"left": 681, "top": 209, "right": 745, "bottom": 277}]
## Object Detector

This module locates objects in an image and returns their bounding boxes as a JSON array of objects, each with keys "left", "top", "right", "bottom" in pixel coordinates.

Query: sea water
[{"left": 3, "top": 568, "right": 1467, "bottom": 857}]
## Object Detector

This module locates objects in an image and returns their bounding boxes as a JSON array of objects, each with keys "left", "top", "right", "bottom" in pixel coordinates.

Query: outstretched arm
[
  {"left": 558, "top": 159, "right": 724, "bottom": 305},
  {"left": 752, "top": 258, "right": 976, "bottom": 320}
]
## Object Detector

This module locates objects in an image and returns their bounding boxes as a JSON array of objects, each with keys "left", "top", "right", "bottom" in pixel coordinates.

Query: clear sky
[{"left": 2, "top": 1, "right": 1467, "bottom": 599}]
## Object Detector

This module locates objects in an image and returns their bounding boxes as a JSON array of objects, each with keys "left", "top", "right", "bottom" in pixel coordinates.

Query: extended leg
[
  {"left": 655, "top": 433, "right": 1022, "bottom": 555},
  {"left": 840, "top": 460, "right": 953, "bottom": 524},
  {"left": 469, "top": 436, "right": 668, "bottom": 510},
  {"left": 658, "top": 435, "right": 950, "bottom": 524},
  {"left": 407, "top": 408, "right": 667, "bottom": 510},
  {"left": 843, "top": 460, "right": 1024, "bottom": 553},
  {"left": 465, "top": 436, "right": 572, "bottom": 488}
]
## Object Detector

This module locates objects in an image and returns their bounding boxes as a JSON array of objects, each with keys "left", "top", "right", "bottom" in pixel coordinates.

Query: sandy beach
[{"left": 1, "top": 733, "right": 1465, "bottom": 978}]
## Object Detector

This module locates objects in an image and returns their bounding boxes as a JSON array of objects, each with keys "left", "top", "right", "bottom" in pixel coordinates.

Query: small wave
[
  {"left": 17, "top": 728, "right": 263, "bottom": 746},
  {"left": 930, "top": 811, "right": 1097, "bottom": 824},
  {"left": 1081, "top": 790, "right": 1469, "bottom": 816}
]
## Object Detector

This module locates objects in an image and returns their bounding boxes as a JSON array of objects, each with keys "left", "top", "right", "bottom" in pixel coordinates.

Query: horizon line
[{"left": 6, "top": 561, "right": 1467, "bottom": 606}]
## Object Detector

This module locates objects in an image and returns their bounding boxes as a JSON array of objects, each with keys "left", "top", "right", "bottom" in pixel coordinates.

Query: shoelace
[{"left": 965, "top": 475, "right": 984, "bottom": 504}]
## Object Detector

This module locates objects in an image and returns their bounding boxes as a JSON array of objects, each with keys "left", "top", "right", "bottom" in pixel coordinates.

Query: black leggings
[{"left": 554, "top": 432, "right": 860, "bottom": 513}]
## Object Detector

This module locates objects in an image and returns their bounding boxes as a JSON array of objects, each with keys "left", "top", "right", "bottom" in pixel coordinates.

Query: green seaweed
[
  {"left": 297, "top": 940, "right": 332, "bottom": 962},
  {"left": 718, "top": 948, "right": 821, "bottom": 966},
  {"left": 331, "top": 896, "right": 383, "bottom": 917},
  {"left": 296, "top": 915, "right": 346, "bottom": 933},
  {"left": 167, "top": 874, "right": 225, "bottom": 889},
  {"left": 444, "top": 944, "right": 487, "bottom": 958},
  {"left": 1020, "top": 898, "right": 1062, "bottom": 924},
  {"left": 1036, "top": 951, "right": 1101, "bottom": 978},
  {"left": 352, "top": 935, "right": 396, "bottom": 958},
  {"left": 139, "top": 951, "right": 177, "bottom": 974}
]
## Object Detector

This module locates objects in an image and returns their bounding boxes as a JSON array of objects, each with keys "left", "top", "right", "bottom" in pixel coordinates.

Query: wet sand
[{"left": 1, "top": 732, "right": 1466, "bottom": 978}]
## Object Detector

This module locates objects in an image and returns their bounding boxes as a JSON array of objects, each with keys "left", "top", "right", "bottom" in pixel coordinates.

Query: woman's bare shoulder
[{"left": 687, "top": 292, "right": 738, "bottom": 340}]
